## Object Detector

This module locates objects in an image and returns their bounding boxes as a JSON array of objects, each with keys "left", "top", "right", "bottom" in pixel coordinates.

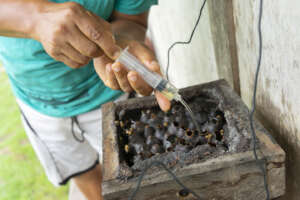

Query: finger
[
  {"left": 61, "top": 43, "right": 90, "bottom": 65},
  {"left": 155, "top": 91, "right": 171, "bottom": 112},
  {"left": 87, "top": 11, "right": 111, "bottom": 30},
  {"left": 145, "top": 37, "right": 155, "bottom": 51},
  {"left": 144, "top": 60, "right": 171, "bottom": 111},
  {"left": 106, "top": 63, "right": 120, "bottom": 90},
  {"left": 127, "top": 43, "right": 157, "bottom": 69},
  {"left": 112, "top": 62, "right": 133, "bottom": 93},
  {"left": 68, "top": 25, "right": 103, "bottom": 58},
  {"left": 128, "top": 60, "right": 162, "bottom": 95},
  {"left": 75, "top": 11, "right": 121, "bottom": 60},
  {"left": 127, "top": 71, "right": 153, "bottom": 96},
  {"left": 126, "top": 43, "right": 164, "bottom": 78},
  {"left": 55, "top": 53, "right": 83, "bottom": 69},
  {"left": 93, "top": 54, "right": 111, "bottom": 83},
  {"left": 143, "top": 60, "right": 163, "bottom": 76}
]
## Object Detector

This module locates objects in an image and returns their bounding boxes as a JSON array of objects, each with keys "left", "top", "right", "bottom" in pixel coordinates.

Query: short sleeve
[{"left": 115, "top": 0, "right": 158, "bottom": 15}]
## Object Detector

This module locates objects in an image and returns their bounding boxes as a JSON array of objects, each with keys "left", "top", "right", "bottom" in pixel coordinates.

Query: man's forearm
[
  {"left": 111, "top": 19, "right": 147, "bottom": 45},
  {"left": 0, "top": 0, "right": 47, "bottom": 38}
]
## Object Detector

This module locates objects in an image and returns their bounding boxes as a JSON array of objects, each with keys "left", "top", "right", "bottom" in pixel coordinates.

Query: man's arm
[
  {"left": 0, "top": 0, "right": 39, "bottom": 38},
  {"left": 0, "top": 0, "right": 120, "bottom": 68}
]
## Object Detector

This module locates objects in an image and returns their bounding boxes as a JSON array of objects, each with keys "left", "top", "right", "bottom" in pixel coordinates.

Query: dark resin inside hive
[{"left": 115, "top": 96, "right": 231, "bottom": 175}]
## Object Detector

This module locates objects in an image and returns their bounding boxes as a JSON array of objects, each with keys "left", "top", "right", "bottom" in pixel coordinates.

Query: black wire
[
  {"left": 165, "top": 0, "right": 207, "bottom": 80},
  {"left": 249, "top": 0, "right": 270, "bottom": 199},
  {"left": 71, "top": 116, "right": 85, "bottom": 143},
  {"left": 128, "top": 161, "right": 203, "bottom": 200}
]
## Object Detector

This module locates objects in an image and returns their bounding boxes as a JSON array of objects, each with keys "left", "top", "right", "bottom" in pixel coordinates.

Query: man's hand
[
  {"left": 31, "top": 1, "right": 120, "bottom": 68},
  {"left": 94, "top": 39, "right": 171, "bottom": 112}
]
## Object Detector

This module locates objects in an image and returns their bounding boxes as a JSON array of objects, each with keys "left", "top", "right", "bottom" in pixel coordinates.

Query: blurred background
[{"left": 0, "top": 63, "right": 68, "bottom": 199}]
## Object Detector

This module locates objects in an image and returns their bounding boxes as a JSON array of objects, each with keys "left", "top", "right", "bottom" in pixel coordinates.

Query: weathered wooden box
[{"left": 101, "top": 80, "right": 285, "bottom": 200}]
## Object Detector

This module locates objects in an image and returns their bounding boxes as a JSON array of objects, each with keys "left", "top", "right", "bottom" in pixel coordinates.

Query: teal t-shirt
[{"left": 0, "top": 0, "right": 157, "bottom": 117}]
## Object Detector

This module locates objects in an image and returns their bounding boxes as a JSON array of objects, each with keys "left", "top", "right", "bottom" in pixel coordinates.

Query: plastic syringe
[{"left": 116, "top": 47, "right": 182, "bottom": 101}]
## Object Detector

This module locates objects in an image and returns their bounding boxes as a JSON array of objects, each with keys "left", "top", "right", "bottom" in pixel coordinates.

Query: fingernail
[
  {"left": 113, "top": 65, "right": 120, "bottom": 72},
  {"left": 151, "top": 61, "right": 159, "bottom": 66},
  {"left": 129, "top": 75, "right": 137, "bottom": 82},
  {"left": 113, "top": 49, "right": 121, "bottom": 59},
  {"left": 144, "top": 60, "right": 151, "bottom": 66},
  {"left": 106, "top": 64, "right": 111, "bottom": 72},
  {"left": 144, "top": 60, "right": 159, "bottom": 67}
]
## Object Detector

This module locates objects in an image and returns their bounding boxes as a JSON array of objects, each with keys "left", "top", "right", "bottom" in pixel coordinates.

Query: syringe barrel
[
  {"left": 116, "top": 47, "right": 163, "bottom": 89},
  {"left": 116, "top": 47, "right": 181, "bottom": 101}
]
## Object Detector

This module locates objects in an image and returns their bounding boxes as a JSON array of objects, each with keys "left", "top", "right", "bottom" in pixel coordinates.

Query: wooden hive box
[{"left": 101, "top": 80, "right": 285, "bottom": 200}]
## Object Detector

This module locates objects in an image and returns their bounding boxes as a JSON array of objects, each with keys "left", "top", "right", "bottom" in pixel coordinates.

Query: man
[{"left": 0, "top": 0, "right": 170, "bottom": 199}]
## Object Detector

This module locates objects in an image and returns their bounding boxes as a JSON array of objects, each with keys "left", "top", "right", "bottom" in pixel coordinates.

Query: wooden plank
[
  {"left": 102, "top": 102, "right": 119, "bottom": 182},
  {"left": 208, "top": 0, "right": 240, "bottom": 95},
  {"left": 103, "top": 158, "right": 270, "bottom": 200}
]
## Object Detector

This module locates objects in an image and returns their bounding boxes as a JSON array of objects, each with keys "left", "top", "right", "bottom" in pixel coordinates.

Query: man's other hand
[{"left": 93, "top": 39, "right": 171, "bottom": 112}]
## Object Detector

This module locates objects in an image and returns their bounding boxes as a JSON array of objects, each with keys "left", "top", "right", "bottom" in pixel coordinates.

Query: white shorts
[{"left": 17, "top": 95, "right": 127, "bottom": 186}]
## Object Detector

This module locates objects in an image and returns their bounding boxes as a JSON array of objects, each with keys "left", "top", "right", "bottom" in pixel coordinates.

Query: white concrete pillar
[{"left": 148, "top": 0, "right": 219, "bottom": 88}]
